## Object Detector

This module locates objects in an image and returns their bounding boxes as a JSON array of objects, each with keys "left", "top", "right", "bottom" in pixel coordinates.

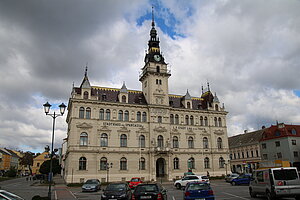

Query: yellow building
[{"left": 32, "top": 152, "right": 50, "bottom": 174}]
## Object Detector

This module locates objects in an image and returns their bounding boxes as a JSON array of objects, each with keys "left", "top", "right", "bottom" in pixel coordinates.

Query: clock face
[{"left": 154, "top": 55, "right": 161, "bottom": 62}]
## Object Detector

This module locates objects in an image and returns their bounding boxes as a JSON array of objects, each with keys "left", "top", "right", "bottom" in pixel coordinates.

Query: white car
[
  {"left": 0, "top": 190, "right": 24, "bottom": 200},
  {"left": 174, "top": 175, "right": 210, "bottom": 189}
]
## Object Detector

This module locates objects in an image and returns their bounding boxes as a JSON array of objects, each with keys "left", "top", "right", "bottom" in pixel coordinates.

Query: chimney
[
  {"left": 262, "top": 126, "right": 265, "bottom": 129},
  {"left": 244, "top": 130, "right": 247, "bottom": 134}
]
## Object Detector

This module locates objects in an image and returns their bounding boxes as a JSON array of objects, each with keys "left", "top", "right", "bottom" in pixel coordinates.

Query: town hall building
[{"left": 63, "top": 17, "right": 229, "bottom": 183}]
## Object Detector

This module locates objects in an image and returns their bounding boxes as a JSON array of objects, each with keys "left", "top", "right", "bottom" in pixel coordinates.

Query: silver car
[
  {"left": 82, "top": 179, "right": 101, "bottom": 192},
  {"left": 225, "top": 173, "right": 239, "bottom": 182}
]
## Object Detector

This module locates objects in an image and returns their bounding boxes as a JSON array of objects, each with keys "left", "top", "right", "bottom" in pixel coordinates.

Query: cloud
[{"left": 0, "top": 0, "right": 300, "bottom": 152}]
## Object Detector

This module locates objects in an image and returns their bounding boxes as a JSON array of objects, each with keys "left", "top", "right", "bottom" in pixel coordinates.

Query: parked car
[
  {"left": 197, "top": 175, "right": 210, "bottom": 184},
  {"left": 132, "top": 183, "right": 167, "bottom": 200},
  {"left": 82, "top": 179, "right": 101, "bottom": 192},
  {"left": 33, "top": 174, "right": 46, "bottom": 180},
  {"left": 184, "top": 182, "right": 214, "bottom": 200},
  {"left": 101, "top": 182, "right": 132, "bottom": 200},
  {"left": 231, "top": 174, "right": 251, "bottom": 186},
  {"left": 249, "top": 167, "right": 300, "bottom": 200},
  {"left": 0, "top": 190, "right": 24, "bottom": 200},
  {"left": 174, "top": 175, "right": 200, "bottom": 189},
  {"left": 128, "top": 177, "right": 143, "bottom": 189},
  {"left": 225, "top": 173, "right": 239, "bottom": 182}
]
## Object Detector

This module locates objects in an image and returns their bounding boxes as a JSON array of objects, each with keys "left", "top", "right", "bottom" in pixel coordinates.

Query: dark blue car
[
  {"left": 231, "top": 174, "right": 251, "bottom": 186},
  {"left": 184, "top": 182, "right": 214, "bottom": 200}
]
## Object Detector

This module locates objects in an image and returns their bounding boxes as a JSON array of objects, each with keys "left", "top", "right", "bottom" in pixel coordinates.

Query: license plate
[
  {"left": 140, "top": 196, "right": 152, "bottom": 199},
  {"left": 109, "top": 199, "right": 117, "bottom": 200},
  {"left": 195, "top": 199, "right": 205, "bottom": 200}
]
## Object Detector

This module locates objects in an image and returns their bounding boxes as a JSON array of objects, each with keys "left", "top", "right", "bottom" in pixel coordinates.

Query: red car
[{"left": 129, "top": 177, "right": 142, "bottom": 189}]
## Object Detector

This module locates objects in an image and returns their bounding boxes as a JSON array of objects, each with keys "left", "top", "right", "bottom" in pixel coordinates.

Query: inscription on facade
[
  {"left": 173, "top": 126, "right": 205, "bottom": 131},
  {"left": 103, "top": 122, "right": 144, "bottom": 128}
]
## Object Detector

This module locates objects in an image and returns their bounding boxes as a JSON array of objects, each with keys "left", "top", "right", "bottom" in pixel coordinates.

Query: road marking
[
  {"left": 55, "top": 191, "right": 57, "bottom": 200},
  {"left": 223, "top": 192, "right": 250, "bottom": 200},
  {"left": 172, "top": 195, "right": 176, "bottom": 200}
]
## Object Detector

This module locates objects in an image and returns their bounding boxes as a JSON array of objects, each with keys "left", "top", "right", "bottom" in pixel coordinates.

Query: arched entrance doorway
[{"left": 156, "top": 158, "right": 166, "bottom": 177}]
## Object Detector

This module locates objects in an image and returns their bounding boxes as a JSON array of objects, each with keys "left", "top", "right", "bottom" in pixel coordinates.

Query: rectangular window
[
  {"left": 263, "top": 154, "right": 268, "bottom": 160},
  {"left": 277, "top": 152, "right": 282, "bottom": 158},
  {"left": 275, "top": 141, "right": 280, "bottom": 147},
  {"left": 292, "top": 140, "right": 296, "bottom": 145},
  {"left": 262, "top": 143, "right": 266, "bottom": 149},
  {"left": 294, "top": 151, "right": 299, "bottom": 158}
]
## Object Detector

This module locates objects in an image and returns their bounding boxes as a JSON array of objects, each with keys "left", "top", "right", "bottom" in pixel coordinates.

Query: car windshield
[
  {"left": 135, "top": 185, "right": 158, "bottom": 192},
  {"left": 85, "top": 180, "right": 98, "bottom": 184},
  {"left": 187, "top": 183, "right": 210, "bottom": 190},
  {"left": 0, "top": 191, "right": 24, "bottom": 200},
  {"left": 273, "top": 169, "right": 298, "bottom": 180},
  {"left": 106, "top": 184, "right": 126, "bottom": 191},
  {"left": 131, "top": 178, "right": 140, "bottom": 182}
]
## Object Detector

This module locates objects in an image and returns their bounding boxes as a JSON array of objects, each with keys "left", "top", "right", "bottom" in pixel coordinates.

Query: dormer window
[
  {"left": 102, "top": 94, "right": 107, "bottom": 101},
  {"left": 169, "top": 101, "right": 174, "bottom": 107},
  {"left": 292, "top": 129, "right": 297, "bottom": 135},
  {"left": 187, "top": 102, "right": 191, "bottom": 109},
  {"left": 83, "top": 91, "right": 88, "bottom": 99},
  {"left": 122, "top": 95, "right": 126, "bottom": 103},
  {"left": 215, "top": 104, "right": 219, "bottom": 111},
  {"left": 156, "top": 66, "right": 160, "bottom": 73},
  {"left": 275, "top": 130, "right": 281, "bottom": 136}
]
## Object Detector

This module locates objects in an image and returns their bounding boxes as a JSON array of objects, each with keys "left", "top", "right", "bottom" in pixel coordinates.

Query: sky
[{"left": 0, "top": 0, "right": 300, "bottom": 153}]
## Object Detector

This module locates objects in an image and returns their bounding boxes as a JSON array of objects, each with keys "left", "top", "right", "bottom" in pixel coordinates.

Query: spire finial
[
  {"left": 201, "top": 85, "right": 204, "bottom": 94},
  {"left": 152, "top": 6, "right": 155, "bottom": 27},
  {"left": 207, "top": 82, "right": 210, "bottom": 91},
  {"left": 85, "top": 63, "right": 88, "bottom": 77}
]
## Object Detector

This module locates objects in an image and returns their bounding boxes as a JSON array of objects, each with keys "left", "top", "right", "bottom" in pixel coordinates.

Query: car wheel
[
  {"left": 249, "top": 188, "right": 256, "bottom": 198},
  {"left": 266, "top": 190, "right": 276, "bottom": 200},
  {"left": 295, "top": 196, "right": 300, "bottom": 200},
  {"left": 231, "top": 181, "right": 236, "bottom": 186},
  {"left": 175, "top": 183, "right": 181, "bottom": 189}
]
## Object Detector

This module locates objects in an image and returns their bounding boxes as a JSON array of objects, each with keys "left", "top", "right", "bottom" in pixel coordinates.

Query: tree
[
  {"left": 19, "top": 151, "right": 34, "bottom": 175},
  {"left": 5, "top": 167, "right": 17, "bottom": 177},
  {"left": 39, "top": 158, "right": 61, "bottom": 175}
]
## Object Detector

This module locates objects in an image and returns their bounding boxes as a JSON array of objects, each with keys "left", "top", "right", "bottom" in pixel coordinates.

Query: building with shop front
[
  {"left": 63, "top": 17, "right": 229, "bottom": 183},
  {"left": 228, "top": 129, "right": 264, "bottom": 174}
]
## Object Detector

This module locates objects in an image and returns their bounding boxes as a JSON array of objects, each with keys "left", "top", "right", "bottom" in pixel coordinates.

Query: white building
[{"left": 63, "top": 18, "right": 229, "bottom": 183}]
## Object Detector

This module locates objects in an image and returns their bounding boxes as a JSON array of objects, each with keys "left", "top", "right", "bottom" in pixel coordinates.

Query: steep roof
[
  {"left": 261, "top": 124, "right": 300, "bottom": 141},
  {"left": 228, "top": 129, "right": 265, "bottom": 148}
]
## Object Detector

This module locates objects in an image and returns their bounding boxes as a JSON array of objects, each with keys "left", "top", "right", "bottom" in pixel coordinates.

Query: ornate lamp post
[
  {"left": 106, "top": 162, "right": 113, "bottom": 183},
  {"left": 43, "top": 102, "right": 66, "bottom": 200}
]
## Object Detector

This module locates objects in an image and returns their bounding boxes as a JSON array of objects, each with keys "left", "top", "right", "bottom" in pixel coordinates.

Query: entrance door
[{"left": 156, "top": 158, "right": 165, "bottom": 177}]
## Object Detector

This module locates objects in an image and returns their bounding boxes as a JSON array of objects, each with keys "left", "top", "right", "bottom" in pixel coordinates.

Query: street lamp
[
  {"left": 106, "top": 162, "right": 113, "bottom": 183},
  {"left": 43, "top": 102, "right": 66, "bottom": 200}
]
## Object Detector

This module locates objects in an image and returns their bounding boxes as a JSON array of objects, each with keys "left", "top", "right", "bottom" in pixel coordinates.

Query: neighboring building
[
  {"left": 0, "top": 148, "right": 19, "bottom": 173},
  {"left": 63, "top": 17, "right": 229, "bottom": 183},
  {"left": 260, "top": 123, "right": 300, "bottom": 169},
  {"left": 32, "top": 151, "right": 50, "bottom": 174},
  {"left": 4, "top": 149, "right": 19, "bottom": 170},
  {"left": 228, "top": 129, "right": 264, "bottom": 174}
]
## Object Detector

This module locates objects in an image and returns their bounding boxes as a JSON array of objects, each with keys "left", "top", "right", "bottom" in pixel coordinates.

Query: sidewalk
[{"left": 53, "top": 175, "right": 76, "bottom": 200}]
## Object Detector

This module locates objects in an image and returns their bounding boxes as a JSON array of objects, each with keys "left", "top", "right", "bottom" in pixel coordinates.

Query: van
[{"left": 249, "top": 167, "right": 300, "bottom": 200}]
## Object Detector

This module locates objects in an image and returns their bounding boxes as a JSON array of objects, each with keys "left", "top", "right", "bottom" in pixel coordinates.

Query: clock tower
[{"left": 139, "top": 13, "right": 171, "bottom": 106}]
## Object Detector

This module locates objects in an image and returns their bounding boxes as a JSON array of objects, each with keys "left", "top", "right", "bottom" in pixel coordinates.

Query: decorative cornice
[
  {"left": 117, "top": 126, "right": 130, "bottom": 133},
  {"left": 98, "top": 125, "right": 112, "bottom": 132},
  {"left": 76, "top": 122, "right": 93, "bottom": 129},
  {"left": 153, "top": 126, "right": 168, "bottom": 132},
  {"left": 214, "top": 129, "right": 224, "bottom": 135}
]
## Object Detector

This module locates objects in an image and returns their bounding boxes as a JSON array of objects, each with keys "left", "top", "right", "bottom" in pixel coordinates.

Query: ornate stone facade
[{"left": 63, "top": 18, "right": 229, "bottom": 183}]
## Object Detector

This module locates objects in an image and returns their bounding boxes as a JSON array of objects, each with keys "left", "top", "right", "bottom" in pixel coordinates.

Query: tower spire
[
  {"left": 85, "top": 63, "right": 88, "bottom": 77},
  {"left": 152, "top": 6, "right": 155, "bottom": 27}
]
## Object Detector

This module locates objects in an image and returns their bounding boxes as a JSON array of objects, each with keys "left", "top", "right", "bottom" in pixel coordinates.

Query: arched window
[
  {"left": 156, "top": 66, "right": 160, "bottom": 73},
  {"left": 124, "top": 110, "right": 129, "bottom": 121},
  {"left": 170, "top": 114, "right": 174, "bottom": 124},
  {"left": 190, "top": 116, "right": 194, "bottom": 125},
  {"left": 139, "top": 135, "right": 145, "bottom": 148},
  {"left": 100, "top": 133, "right": 108, "bottom": 147},
  {"left": 175, "top": 114, "right": 179, "bottom": 124},
  {"left": 79, "top": 157, "right": 87, "bottom": 170},
  {"left": 120, "top": 157, "right": 127, "bottom": 170},
  {"left": 83, "top": 91, "right": 88, "bottom": 99},
  {"left": 120, "top": 134, "right": 127, "bottom": 147},
  {"left": 158, "top": 135, "right": 164, "bottom": 148},
  {"left": 203, "top": 137, "right": 209, "bottom": 149},
  {"left": 122, "top": 95, "right": 126, "bottom": 103},
  {"left": 204, "top": 157, "right": 210, "bottom": 169},
  {"left": 185, "top": 115, "right": 189, "bottom": 125},
  {"left": 106, "top": 109, "right": 110, "bottom": 120},
  {"left": 217, "top": 137, "right": 222, "bottom": 149},
  {"left": 174, "top": 157, "right": 179, "bottom": 169},
  {"left": 218, "top": 117, "right": 222, "bottom": 127},
  {"left": 118, "top": 110, "right": 123, "bottom": 121},
  {"left": 139, "top": 157, "right": 145, "bottom": 170},
  {"left": 173, "top": 136, "right": 179, "bottom": 148},
  {"left": 86, "top": 107, "right": 91, "bottom": 119},
  {"left": 80, "top": 132, "right": 88, "bottom": 146},
  {"left": 79, "top": 107, "right": 85, "bottom": 119},
  {"left": 219, "top": 157, "right": 225, "bottom": 168},
  {"left": 142, "top": 112, "right": 147, "bottom": 122},
  {"left": 215, "top": 104, "right": 219, "bottom": 111},
  {"left": 100, "top": 157, "right": 107, "bottom": 170},
  {"left": 137, "top": 112, "right": 141, "bottom": 122},
  {"left": 188, "top": 137, "right": 194, "bottom": 148},
  {"left": 204, "top": 117, "right": 208, "bottom": 126},
  {"left": 188, "top": 157, "right": 195, "bottom": 169},
  {"left": 214, "top": 117, "right": 218, "bottom": 126},
  {"left": 200, "top": 116, "right": 203, "bottom": 126},
  {"left": 158, "top": 116, "right": 162, "bottom": 123},
  {"left": 187, "top": 102, "right": 191, "bottom": 109},
  {"left": 99, "top": 109, "right": 104, "bottom": 120}
]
